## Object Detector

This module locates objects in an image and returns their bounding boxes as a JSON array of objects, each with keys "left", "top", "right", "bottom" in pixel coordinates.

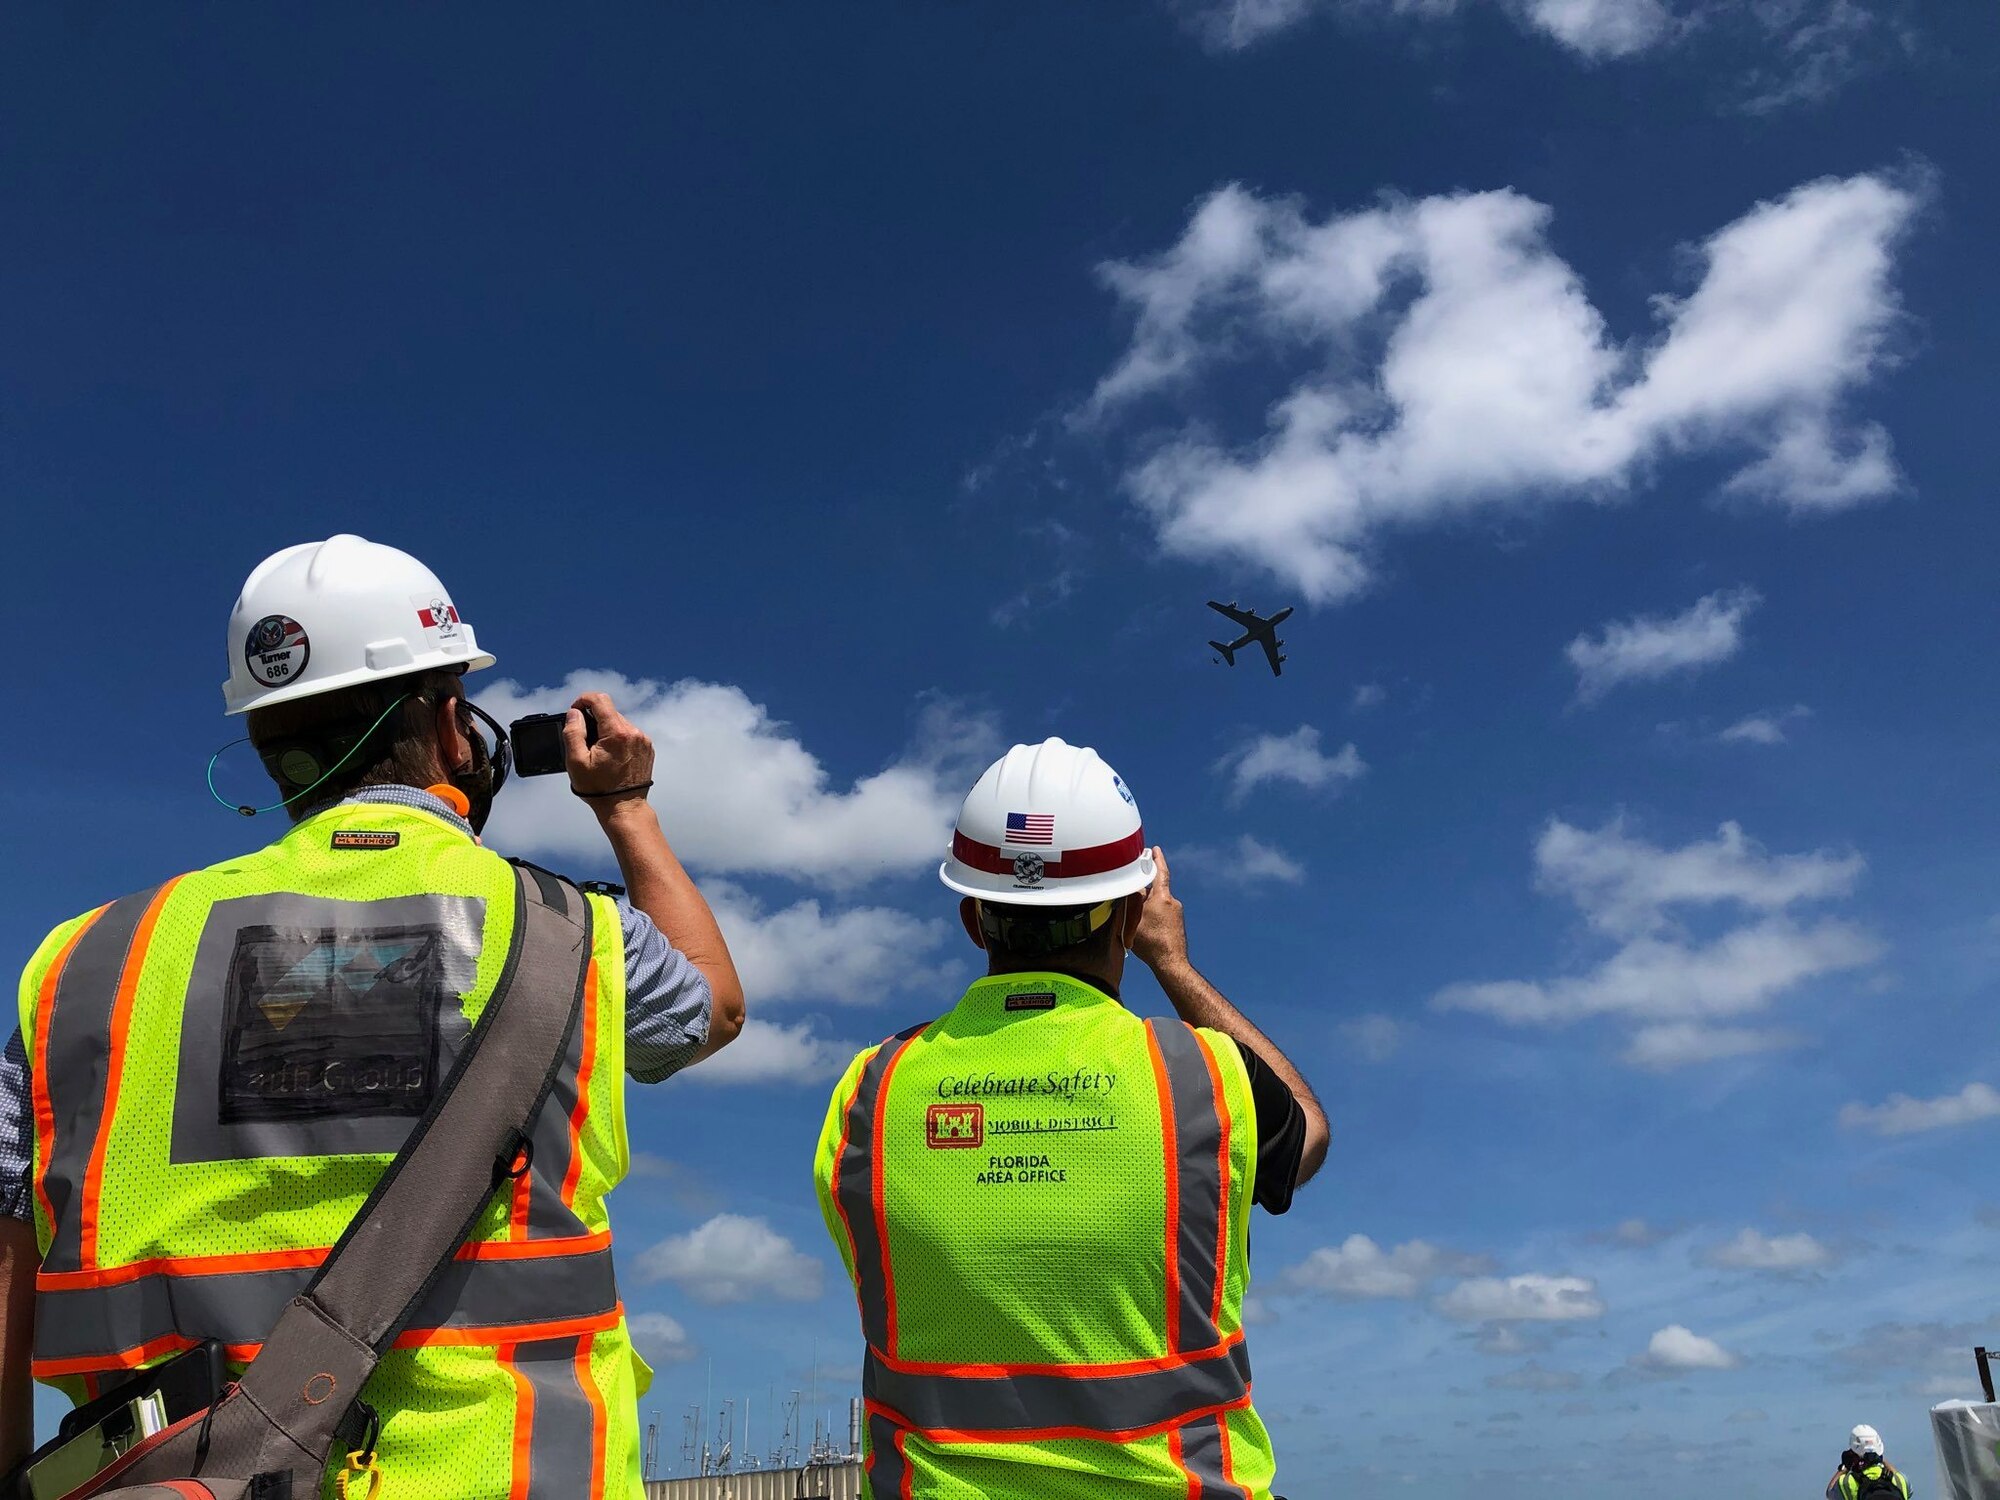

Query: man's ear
[
  {"left": 1118, "top": 892, "right": 1145, "bottom": 950},
  {"left": 959, "top": 897, "right": 988, "bottom": 952},
  {"left": 435, "top": 695, "right": 472, "bottom": 775}
]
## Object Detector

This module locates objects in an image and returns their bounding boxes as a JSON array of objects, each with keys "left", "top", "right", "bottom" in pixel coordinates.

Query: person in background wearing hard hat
[
  {"left": 814, "top": 738, "right": 1328, "bottom": 1500},
  {"left": 1829, "top": 1425, "right": 1914, "bottom": 1500},
  {"left": 0, "top": 536, "right": 745, "bottom": 1496}
]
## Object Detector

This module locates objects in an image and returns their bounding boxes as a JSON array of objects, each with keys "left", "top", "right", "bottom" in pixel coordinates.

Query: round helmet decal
[{"left": 245, "top": 614, "right": 311, "bottom": 688}]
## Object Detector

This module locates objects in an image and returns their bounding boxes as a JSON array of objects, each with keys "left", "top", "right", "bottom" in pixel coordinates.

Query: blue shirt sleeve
[
  {"left": 1, "top": 1026, "right": 34, "bottom": 1222},
  {"left": 619, "top": 901, "right": 713, "bottom": 1085}
]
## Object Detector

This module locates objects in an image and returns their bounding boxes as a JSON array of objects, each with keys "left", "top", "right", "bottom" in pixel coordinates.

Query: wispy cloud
[
  {"left": 1216, "top": 726, "right": 1366, "bottom": 803},
  {"left": 1719, "top": 704, "right": 1812, "bottom": 744},
  {"left": 1085, "top": 173, "right": 1919, "bottom": 602},
  {"left": 1436, "top": 1274, "right": 1606, "bottom": 1323},
  {"left": 1436, "top": 817, "right": 1877, "bottom": 1065},
  {"left": 1175, "top": 834, "right": 1308, "bottom": 885},
  {"left": 1566, "top": 588, "right": 1761, "bottom": 701},
  {"left": 1700, "top": 1227, "right": 1835, "bottom": 1272},
  {"left": 1338, "top": 1013, "right": 1404, "bottom": 1063},
  {"left": 1182, "top": 0, "right": 1904, "bottom": 114},
  {"left": 1281, "top": 1235, "right": 1493, "bottom": 1299},
  {"left": 1841, "top": 1082, "right": 2000, "bottom": 1137}
]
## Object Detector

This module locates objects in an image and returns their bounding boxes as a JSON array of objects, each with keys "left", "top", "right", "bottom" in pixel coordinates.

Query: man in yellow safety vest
[
  {"left": 814, "top": 737, "right": 1328, "bottom": 1499},
  {"left": 0, "top": 534, "right": 746, "bottom": 1497}
]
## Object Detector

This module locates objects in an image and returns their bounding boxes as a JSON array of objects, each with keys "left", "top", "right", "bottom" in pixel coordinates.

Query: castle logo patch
[
  {"left": 927, "top": 1102, "right": 984, "bottom": 1149},
  {"left": 331, "top": 830, "right": 400, "bottom": 851}
]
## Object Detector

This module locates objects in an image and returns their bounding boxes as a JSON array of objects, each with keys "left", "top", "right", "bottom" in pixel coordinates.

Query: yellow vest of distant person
[
  {"left": 18, "top": 800, "right": 647, "bottom": 1499},
  {"left": 814, "top": 971, "right": 1279, "bottom": 1499}
]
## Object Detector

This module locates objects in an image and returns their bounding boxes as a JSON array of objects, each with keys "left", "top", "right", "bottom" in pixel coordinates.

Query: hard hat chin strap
[{"left": 978, "top": 898, "right": 1120, "bottom": 957}]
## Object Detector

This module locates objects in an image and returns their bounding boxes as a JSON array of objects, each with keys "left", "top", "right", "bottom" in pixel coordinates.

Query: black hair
[
  {"left": 246, "top": 666, "right": 466, "bottom": 822},
  {"left": 980, "top": 898, "right": 1125, "bottom": 971}
]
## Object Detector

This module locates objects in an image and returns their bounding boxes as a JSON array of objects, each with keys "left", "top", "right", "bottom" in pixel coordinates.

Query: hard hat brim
[
  {"left": 224, "top": 646, "right": 496, "bottom": 715},
  {"left": 938, "top": 853, "right": 1155, "bottom": 908}
]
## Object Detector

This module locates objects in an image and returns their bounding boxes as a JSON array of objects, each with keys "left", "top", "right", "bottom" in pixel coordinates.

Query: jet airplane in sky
[{"left": 1207, "top": 600, "right": 1293, "bottom": 677}]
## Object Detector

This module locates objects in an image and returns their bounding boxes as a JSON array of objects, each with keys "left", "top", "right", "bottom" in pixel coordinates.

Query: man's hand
[
  {"left": 564, "top": 691, "right": 655, "bottom": 807},
  {"left": 1130, "top": 845, "right": 1190, "bottom": 974}
]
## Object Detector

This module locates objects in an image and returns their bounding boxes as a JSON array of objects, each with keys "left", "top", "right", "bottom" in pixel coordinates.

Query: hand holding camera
[{"left": 509, "top": 692, "right": 653, "bottom": 806}]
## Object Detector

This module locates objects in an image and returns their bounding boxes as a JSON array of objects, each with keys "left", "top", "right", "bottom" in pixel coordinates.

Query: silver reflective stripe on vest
[
  {"left": 512, "top": 1335, "right": 597, "bottom": 1500},
  {"left": 1178, "top": 1409, "right": 1249, "bottom": 1498},
  {"left": 862, "top": 1340, "right": 1251, "bottom": 1437},
  {"left": 38, "top": 889, "right": 165, "bottom": 1275},
  {"left": 513, "top": 956, "right": 591, "bottom": 1241},
  {"left": 866, "top": 1408, "right": 910, "bottom": 1496},
  {"left": 1150, "top": 1019, "right": 1228, "bottom": 1352},
  {"left": 34, "top": 1249, "right": 618, "bottom": 1365},
  {"left": 836, "top": 1028, "right": 923, "bottom": 1354}
]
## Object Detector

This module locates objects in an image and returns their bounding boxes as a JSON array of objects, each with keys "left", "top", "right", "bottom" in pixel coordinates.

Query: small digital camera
[{"left": 510, "top": 706, "right": 598, "bottom": 777}]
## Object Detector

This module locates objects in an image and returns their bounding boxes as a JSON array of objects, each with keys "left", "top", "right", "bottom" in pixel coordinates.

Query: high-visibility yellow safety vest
[
  {"left": 18, "top": 800, "right": 647, "bottom": 1499},
  {"left": 814, "top": 971, "right": 1279, "bottom": 1499}
]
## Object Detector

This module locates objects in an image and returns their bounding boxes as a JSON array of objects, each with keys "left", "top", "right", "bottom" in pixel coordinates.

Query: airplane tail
[{"left": 1209, "top": 640, "right": 1236, "bottom": 666}]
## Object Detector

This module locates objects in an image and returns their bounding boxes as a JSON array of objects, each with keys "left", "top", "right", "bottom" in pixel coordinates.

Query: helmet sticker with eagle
[
  {"left": 1012, "top": 852, "right": 1045, "bottom": 886},
  {"left": 245, "top": 615, "right": 310, "bottom": 688},
  {"left": 412, "top": 593, "right": 462, "bottom": 645}
]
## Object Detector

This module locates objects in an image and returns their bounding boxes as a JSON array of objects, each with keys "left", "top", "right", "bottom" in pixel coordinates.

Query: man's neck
[{"left": 985, "top": 961, "right": 1120, "bottom": 1000}]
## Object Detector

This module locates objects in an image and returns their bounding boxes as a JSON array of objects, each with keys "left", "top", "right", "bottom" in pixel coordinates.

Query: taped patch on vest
[
  {"left": 330, "top": 830, "right": 400, "bottom": 851},
  {"left": 217, "top": 922, "right": 446, "bottom": 1123},
  {"left": 1004, "top": 991, "right": 1057, "bottom": 1012}
]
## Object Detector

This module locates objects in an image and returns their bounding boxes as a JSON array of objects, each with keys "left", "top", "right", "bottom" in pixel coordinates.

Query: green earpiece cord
[{"left": 206, "top": 694, "right": 414, "bottom": 817}]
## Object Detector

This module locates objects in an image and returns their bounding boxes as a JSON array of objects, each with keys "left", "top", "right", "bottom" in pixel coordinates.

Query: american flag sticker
[{"left": 1006, "top": 812, "right": 1055, "bottom": 846}]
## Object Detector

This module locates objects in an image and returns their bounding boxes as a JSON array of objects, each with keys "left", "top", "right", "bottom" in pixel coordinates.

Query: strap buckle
[{"left": 336, "top": 1449, "right": 382, "bottom": 1500}]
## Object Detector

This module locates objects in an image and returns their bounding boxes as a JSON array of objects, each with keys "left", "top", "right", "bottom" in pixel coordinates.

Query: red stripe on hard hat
[{"left": 951, "top": 828, "right": 1147, "bottom": 880}]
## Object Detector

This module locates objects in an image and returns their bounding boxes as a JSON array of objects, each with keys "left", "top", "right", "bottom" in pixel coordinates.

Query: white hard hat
[
  {"left": 1850, "top": 1425, "right": 1883, "bottom": 1457},
  {"left": 223, "top": 535, "right": 496, "bottom": 715},
  {"left": 940, "top": 737, "right": 1154, "bottom": 907}
]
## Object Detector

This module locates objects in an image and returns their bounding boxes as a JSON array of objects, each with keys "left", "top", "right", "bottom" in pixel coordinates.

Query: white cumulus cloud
[
  {"left": 1216, "top": 726, "right": 1366, "bottom": 803},
  {"left": 1633, "top": 1324, "right": 1740, "bottom": 1371},
  {"left": 676, "top": 1019, "right": 865, "bottom": 1088},
  {"left": 477, "top": 672, "right": 994, "bottom": 888},
  {"left": 1281, "top": 1235, "right": 1492, "bottom": 1299},
  {"left": 1566, "top": 588, "right": 1760, "bottom": 701},
  {"left": 1701, "top": 1228, "right": 1834, "bottom": 1272},
  {"left": 635, "top": 1213, "right": 824, "bottom": 1305},
  {"left": 1087, "top": 173, "right": 1918, "bottom": 603},
  {"left": 1436, "top": 1274, "right": 1606, "bottom": 1323},
  {"left": 1840, "top": 1082, "right": 2000, "bottom": 1137},
  {"left": 625, "top": 1311, "right": 698, "bottom": 1365},
  {"left": 704, "top": 881, "right": 956, "bottom": 1008}
]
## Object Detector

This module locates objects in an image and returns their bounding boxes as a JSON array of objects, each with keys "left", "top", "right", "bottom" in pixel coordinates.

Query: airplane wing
[
  {"left": 1207, "top": 600, "right": 1259, "bottom": 629},
  {"left": 1259, "top": 636, "right": 1284, "bottom": 677}
]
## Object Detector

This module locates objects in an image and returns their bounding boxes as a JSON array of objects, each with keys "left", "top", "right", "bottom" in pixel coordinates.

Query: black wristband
[{"left": 572, "top": 781, "right": 654, "bottom": 800}]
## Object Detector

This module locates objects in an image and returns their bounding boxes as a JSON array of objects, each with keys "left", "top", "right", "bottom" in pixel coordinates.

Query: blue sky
[{"left": 3, "top": 4, "right": 1997, "bottom": 1494}]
